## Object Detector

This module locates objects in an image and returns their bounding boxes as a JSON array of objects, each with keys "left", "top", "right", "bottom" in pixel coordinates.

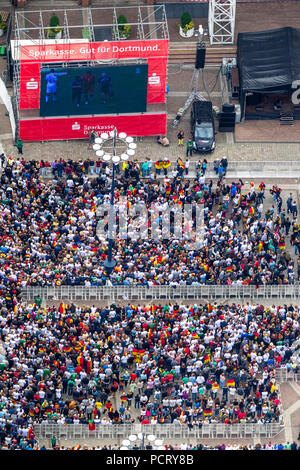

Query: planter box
[{"left": 179, "top": 26, "right": 195, "bottom": 38}]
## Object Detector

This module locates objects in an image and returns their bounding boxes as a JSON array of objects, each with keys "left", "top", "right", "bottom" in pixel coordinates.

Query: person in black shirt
[{"left": 72, "top": 76, "right": 83, "bottom": 107}]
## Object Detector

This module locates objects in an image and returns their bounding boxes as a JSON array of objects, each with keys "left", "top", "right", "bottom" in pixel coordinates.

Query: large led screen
[{"left": 39, "top": 63, "right": 148, "bottom": 117}]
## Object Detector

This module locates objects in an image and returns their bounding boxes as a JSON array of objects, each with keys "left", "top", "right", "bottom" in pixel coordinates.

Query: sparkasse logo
[
  {"left": 26, "top": 78, "right": 39, "bottom": 90},
  {"left": 72, "top": 122, "right": 81, "bottom": 131}
]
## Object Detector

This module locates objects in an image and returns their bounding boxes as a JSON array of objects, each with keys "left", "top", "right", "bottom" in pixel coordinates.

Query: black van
[{"left": 191, "top": 100, "right": 215, "bottom": 153}]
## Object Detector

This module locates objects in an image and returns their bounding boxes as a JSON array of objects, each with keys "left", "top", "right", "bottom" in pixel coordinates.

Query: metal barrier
[
  {"left": 32, "top": 422, "right": 284, "bottom": 441},
  {"left": 39, "top": 161, "right": 300, "bottom": 179},
  {"left": 22, "top": 284, "right": 300, "bottom": 302},
  {"left": 276, "top": 368, "right": 300, "bottom": 384}
]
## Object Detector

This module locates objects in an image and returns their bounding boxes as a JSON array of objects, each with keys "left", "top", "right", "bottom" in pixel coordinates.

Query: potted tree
[
  {"left": 179, "top": 12, "right": 195, "bottom": 38},
  {"left": 117, "top": 14, "right": 131, "bottom": 40},
  {"left": 47, "top": 13, "right": 63, "bottom": 39}
]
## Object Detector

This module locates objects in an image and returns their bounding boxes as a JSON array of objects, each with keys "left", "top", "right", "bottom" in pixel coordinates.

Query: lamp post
[{"left": 93, "top": 128, "right": 137, "bottom": 275}]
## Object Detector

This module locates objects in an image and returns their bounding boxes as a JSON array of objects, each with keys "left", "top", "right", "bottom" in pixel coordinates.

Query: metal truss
[
  {"left": 208, "top": 0, "right": 236, "bottom": 45},
  {"left": 171, "top": 30, "right": 207, "bottom": 128},
  {"left": 12, "top": 5, "right": 169, "bottom": 139},
  {"left": 14, "top": 5, "right": 169, "bottom": 43}
]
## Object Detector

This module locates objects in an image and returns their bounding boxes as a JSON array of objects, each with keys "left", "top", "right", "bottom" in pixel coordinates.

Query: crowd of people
[
  {"left": 0, "top": 299, "right": 298, "bottom": 449},
  {"left": 0, "top": 154, "right": 299, "bottom": 450},
  {"left": 0, "top": 156, "right": 299, "bottom": 288},
  {"left": 1, "top": 441, "right": 299, "bottom": 450}
]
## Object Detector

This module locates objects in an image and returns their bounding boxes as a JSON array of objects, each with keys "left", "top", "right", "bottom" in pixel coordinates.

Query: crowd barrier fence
[
  {"left": 32, "top": 422, "right": 284, "bottom": 442},
  {"left": 38, "top": 160, "right": 300, "bottom": 179},
  {"left": 22, "top": 284, "right": 300, "bottom": 302}
]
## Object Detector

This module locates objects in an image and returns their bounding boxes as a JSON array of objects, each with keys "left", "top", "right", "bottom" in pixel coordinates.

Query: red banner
[
  {"left": 147, "top": 58, "right": 168, "bottom": 104},
  {"left": 19, "top": 40, "right": 169, "bottom": 109},
  {"left": 20, "top": 40, "right": 169, "bottom": 62},
  {"left": 19, "top": 113, "right": 167, "bottom": 141},
  {"left": 20, "top": 62, "right": 41, "bottom": 110}
]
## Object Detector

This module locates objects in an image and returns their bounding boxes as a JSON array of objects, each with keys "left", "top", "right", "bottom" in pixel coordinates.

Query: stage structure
[
  {"left": 12, "top": 6, "right": 169, "bottom": 141},
  {"left": 171, "top": 25, "right": 208, "bottom": 129},
  {"left": 237, "top": 27, "right": 300, "bottom": 123},
  {"left": 208, "top": 0, "right": 236, "bottom": 44}
]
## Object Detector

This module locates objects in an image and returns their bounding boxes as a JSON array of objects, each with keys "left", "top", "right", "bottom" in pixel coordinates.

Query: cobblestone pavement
[
  {"left": 3, "top": 138, "right": 300, "bottom": 164},
  {"left": 37, "top": 433, "right": 287, "bottom": 451}
]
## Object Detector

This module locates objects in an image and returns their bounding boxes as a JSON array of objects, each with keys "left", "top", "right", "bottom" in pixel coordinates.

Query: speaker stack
[
  {"left": 218, "top": 103, "right": 236, "bottom": 132},
  {"left": 195, "top": 45, "right": 206, "bottom": 69}
]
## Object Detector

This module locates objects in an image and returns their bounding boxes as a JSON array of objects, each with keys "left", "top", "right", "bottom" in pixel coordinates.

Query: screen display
[{"left": 39, "top": 63, "right": 148, "bottom": 117}]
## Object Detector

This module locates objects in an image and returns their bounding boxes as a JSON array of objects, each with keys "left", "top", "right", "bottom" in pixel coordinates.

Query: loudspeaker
[
  {"left": 222, "top": 103, "right": 235, "bottom": 113},
  {"left": 218, "top": 111, "right": 236, "bottom": 132},
  {"left": 195, "top": 46, "right": 206, "bottom": 69}
]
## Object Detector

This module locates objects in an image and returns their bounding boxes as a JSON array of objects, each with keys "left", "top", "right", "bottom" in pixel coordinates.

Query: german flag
[
  {"left": 279, "top": 240, "right": 286, "bottom": 250},
  {"left": 203, "top": 409, "right": 212, "bottom": 416},
  {"left": 63, "top": 346, "right": 72, "bottom": 353},
  {"left": 212, "top": 383, "right": 220, "bottom": 390},
  {"left": 226, "top": 266, "right": 232, "bottom": 272},
  {"left": 227, "top": 379, "right": 235, "bottom": 387},
  {"left": 132, "top": 349, "right": 145, "bottom": 362},
  {"left": 204, "top": 354, "right": 211, "bottom": 364}
]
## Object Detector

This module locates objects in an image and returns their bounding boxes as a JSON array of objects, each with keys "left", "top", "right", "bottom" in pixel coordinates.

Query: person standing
[
  {"left": 186, "top": 138, "right": 193, "bottom": 157},
  {"left": 16, "top": 138, "right": 23, "bottom": 155},
  {"left": 221, "top": 156, "right": 228, "bottom": 175},
  {"left": 88, "top": 130, "right": 97, "bottom": 149},
  {"left": 287, "top": 193, "right": 293, "bottom": 214},
  {"left": 291, "top": 200, "right": 298, "bottom": 217},
  {"left": 185, "top": 159, "right": 189, "bottom": 175},
  {"left": 0, "top": 153, "right": 5, "bottom": 168},
  {"left": 51, "top": 434, "right": 57, "bottom": 449},
  {"left": 285, "top": 217, "right": 291, "bottom": 236},
  {"left": 218, "top": 163, "right": 224, "bottom": 181},
  {"left": 162, "top": 158, "right": 171, "bottom": 176},
  {"left": 177, "top": 130, "right": 184, "bottom": 146},
  {"left": 82, "top": 70, "right": 96, "bottom": 104}
]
